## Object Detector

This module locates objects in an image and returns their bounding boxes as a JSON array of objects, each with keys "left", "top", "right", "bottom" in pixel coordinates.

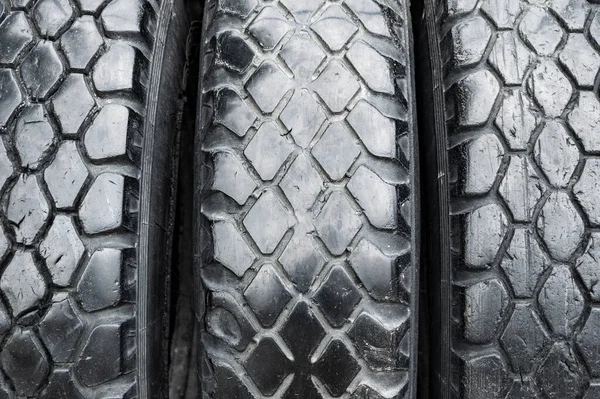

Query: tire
[
  {"left": 0, "top": 0, "right": 187, "bottom": 397},
  {"left": 194, "top": 0, "right": 419, "bottom": 397},
  {"left": 421, "top": 1, "right": 600, "bottom": 398}
]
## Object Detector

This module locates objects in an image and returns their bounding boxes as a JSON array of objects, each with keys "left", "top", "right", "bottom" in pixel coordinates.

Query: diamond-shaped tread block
[
  {"left": 347, "top": 41, "right": 394, "bottom": 94},
  {"left": 278, "top": 230, "right": 325, "bottom": 293},
  {"left": 349, "top": 239, "right": 397, "bottom": 300},
  {"left": 212, "top": 221, "right": 256, "bottom": 277},
  {"left": 212, "top": 152, "right": 257, "bottom": 205},
  {"left": 244, "top": 337, "right": 292, "bottom": 395},
  {"left": 313, "top": 60, "right": 360, "bottom": 113},
  {"left": 568, "top": 92, "right": 600, "bottom": 153},
  {"left": 215, "top": 89, "right": 256, "bottom": 137},
  {"left": 33, "top": 0, "right": 73, "bottom": 39},
  {"left": 538, "top": 265, "right": 584, "bottom": 337},
  {"left": 311, "top": 5, "right": 357, "bottom": 51},
  {"left": 535, "top": 342, "right": 586, "bottom": 399},
  {"left": 38, "top": 293, "right": 84, "bottom": 362},
  {"left": 502, "top": 228, "right": 549, "bottom": 298},
  {"left": 462, "top": 278, "right": 510, "bottom": 344},
  {"left": 14, "top": 104, "right": 55, "bottom": 170},
  {"left": 45, "top": 141, "right": 88, "bottom": 208},
  {"left": 0, "top": 12, "right": 34, "bottom": 65},
  {"left": 464, "top": 203, "right": 507, "bottom": 269},
  {"left": 246, "top": 61, "right": 293, "bottom": 114},
  {"left": 455, "top": 70, "right": 500, "bottom": 127},
  {"left": 248, "top": 6, "right": 290, "bottom": 50},
  {"left": 6, "top": 174, "right": 50, "bottom": 244},
  {"left": 76, "top": 248, "right": 122, "bottom": 312},
  {"left": 244, "top": 121, "right": 293, "bottom": 181},
  {"left": 313, "top": 265, "right": 362, "bottom": 327},
  {"left": 489, "top": 32, "right": 534, "bottom": 86},
  {"left": 243, "top": 190, "right": 295, "bottom": 254},
  {"left": 280, "top": 89, "right": 325, "bottom": 148},
  {"left": 537, "top": 192, "right": 584, "bottom": 262},
  {"left": 500, "top": 303, "right": 549, "bottom": 373},
  {"left": 527, "top": 61, "right": 573, "bottom": 118},
  {"left": 61, "top": 16, "right": 103, "bottom": 70},
  {"left": 0, "top": 329, "right": 50, "bottom": 396},
  {"left": 495, "top": 89, "right": 539, "bottom": 151},
  {"left": 312, "top": 122, "right": 360, "bottom": 180},
  {"left": 534, "top": 121, "right": 579, "bottom": 188},
  {"left": 347, "top": 166, "right": 397, "bottom": 229},
  {"left": 0, "top": 250, "right": 47, "bottom": 315},
  {"left": 244, "top": 263, "right": 292, "bottom": 327},
  {"left": 448, "top": 16, "right": 492, "bottom": 69},
  {"left": 39, "top": 215, "right": 84, "bottom": 287},
  {"left": 0, "top": 69, "right": 22, "bottom": 128},
  {"left": 313, "top": 339, "right": 361, "bottom": 396},
  {"left": 519, "top": 7, "right": 564, "bottom": 56},
  {"left": 347, "top": 100, "right": 396, "bottom": 158},
  {"left": 280, "top": 33, "right": 326, "bottom": 80},
  {"left": 21, "top": 41, "right": 64, "bottom": 99},
  {"left": 52, "top": 74, "right": 95, "bottom": 135},
  {"left": 279, "top": 153, "right": 323, "bottom": 211},
  {"left": 314, "top": 191, "right": 362, "bottom": 255}
]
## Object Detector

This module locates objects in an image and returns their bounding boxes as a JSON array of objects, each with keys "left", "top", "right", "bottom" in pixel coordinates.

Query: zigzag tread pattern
[
  {"left": 0, "top": 0, "right": 163, "bottom": 397},
  {"left": 438, "top": 0, "right": 600, "bottom": 398},
  {"left": 196, "top": 0, "right": 417, "bottom": 397}
]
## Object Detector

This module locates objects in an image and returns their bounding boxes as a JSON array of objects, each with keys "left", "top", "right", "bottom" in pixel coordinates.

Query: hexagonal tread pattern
[
  {"left": 0, "top": 0, "right": 158, "bottom": 397},
  {"left": 197, "top": 0, "right": 416, "bottom": 397},
  {"left": 436, "top": 0, "right": 600, "bottom": 398}
]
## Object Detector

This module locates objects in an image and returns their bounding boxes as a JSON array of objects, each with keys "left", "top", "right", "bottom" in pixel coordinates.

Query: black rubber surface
[
  {"left": 0, "top": 0, "right": 187, "bottom": 397},
  {"left": 421, "top": 0, "right": 600, "bottom": 398},
  {"left": 194, "top": 0, "right": 419, "bottom": 397}
]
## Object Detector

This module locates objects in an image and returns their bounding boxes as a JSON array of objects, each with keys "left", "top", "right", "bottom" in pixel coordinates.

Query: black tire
[
  {"left": 0, "top": 0, "right": 187, "bottom": 397},
  {"left": 421, "top": 1, "right": 600, "bottom": 398},
  {"left": 194, "top": 0, "right": 419, "bottom": 397}
]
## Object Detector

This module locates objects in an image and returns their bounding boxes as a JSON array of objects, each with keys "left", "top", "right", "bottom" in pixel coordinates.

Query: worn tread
[
  {"left": 425, "top": 0, "right": 600, "bottom": 398},
  {"left": 0, "top": 0, "right": 185, "bottom": 397},
  {"left": 195, "top": 0, "right": 418, "bottom": 397}
]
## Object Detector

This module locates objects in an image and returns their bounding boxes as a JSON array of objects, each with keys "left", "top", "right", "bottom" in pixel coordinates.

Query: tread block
[{"left": 197, "top": 0, "right": 417, "bottom": 397}]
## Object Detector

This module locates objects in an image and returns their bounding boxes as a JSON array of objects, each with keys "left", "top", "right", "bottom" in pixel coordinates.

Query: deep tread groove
[
  {"left": 194, "top": 0, "right": 419, "bottom": 397},
  {"left": 422, "top": 0, "right": 600, "bottom": 398}
]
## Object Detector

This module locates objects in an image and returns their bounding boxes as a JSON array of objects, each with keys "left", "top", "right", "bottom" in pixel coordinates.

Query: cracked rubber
[
  {"left": 421, "top": 0, "right": 600, "bottom": 398},
  {"left": 194, "top": 0, "right": 419, "bottom": 397},
  {"left": 0, "top": 0, "right": 186, "bottom": 397}
]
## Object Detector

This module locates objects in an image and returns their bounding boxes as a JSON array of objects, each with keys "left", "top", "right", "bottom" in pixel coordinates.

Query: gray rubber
[
  {"left": 421, "top": 0, "right": 600, "bottom": 398},
  {"left": 0, "top": 0, "right": 186, "bottom": 397},
  {"left": 194, "top": 0, "right": 419, "bottom": 397}
]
